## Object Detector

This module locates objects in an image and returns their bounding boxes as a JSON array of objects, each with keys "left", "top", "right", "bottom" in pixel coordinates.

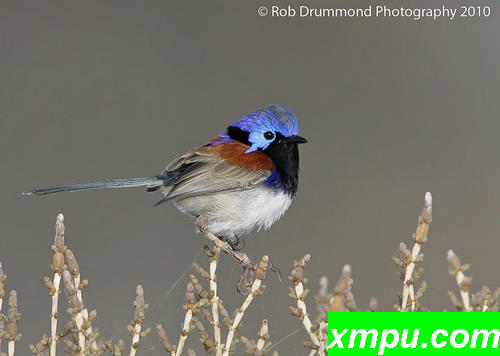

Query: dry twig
[
  {"left": 256, "top": 319, "right": 269, "bottom": 351},
  {"left": 174, "top": 284, "right": 193, "bottom": 356},
  {"left": 395, "top": 192, "right": 432, "bottom": 311},
  {"left": 447, "top": 250, "right": 472, "bottom": 312},
  {"left": 7, "top": 291, "right": 21, "bottom": 356},
  {"left": 128, "top": 285, "right": 150, "bottom": 356},
  {"left": 208, "top": 248, "right": 222, "bottom": 356},
  {"left": 62, "top": 269, "right": 85, "bottom": 355},
  {"left": 288, "top": 255, "right": 325, "bottom": 356},
  {"left": 0, "top": 262, "right": 5, "bottom": 354},
  {"left": 0, "top": 263, "right": 5, "bottom": 316},
  {"left": 329, "top": 265, "right": 356, "bottom": 313},
  {"left": 222, "top": 255, "right": 268, "bottom": 356},
  {"left": 66, "top": 249, "right": 97, "bottom": 351},
  {"left": 157, "top": 324, "right": 175, "bottom": 355},
  {"left": 47, "top": 213, "right": 65, "bottom": 356},
  {"left": 29, "top": 335, "right": 50, "bottom": 356}
]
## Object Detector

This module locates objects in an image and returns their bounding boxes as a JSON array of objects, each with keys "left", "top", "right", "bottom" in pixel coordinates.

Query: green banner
[{"left": 328, "top": 312, "right": 499, "bottom": 355}]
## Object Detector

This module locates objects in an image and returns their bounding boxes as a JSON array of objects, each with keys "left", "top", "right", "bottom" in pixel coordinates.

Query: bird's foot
[
  {"left": 235, "top": 257, "right": 281, "bottom": 293},
  {"left": 194, "top": 217, "right": 277, "bottom": 293},
  {"left": 228, "top": 237, "right": 245, "bottom": 251},
  {"left": 196, "top": 216, "right": 255, "bottom": 270},
  {"left": 236, "top": 261, "right": 257, "bottom": 294},
  {"left": 268, "top": 259, "right": 282, "bottom": 282}
]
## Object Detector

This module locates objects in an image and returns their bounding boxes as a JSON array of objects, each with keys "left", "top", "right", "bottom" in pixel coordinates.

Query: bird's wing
[{"left": 156, "top": 141, "right": 274, "bottom": 204}]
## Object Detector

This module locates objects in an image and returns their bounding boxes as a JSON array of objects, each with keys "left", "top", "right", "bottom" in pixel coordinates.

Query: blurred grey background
[{"left": 1, "top": 0, "right": 499, "bottom": 354}]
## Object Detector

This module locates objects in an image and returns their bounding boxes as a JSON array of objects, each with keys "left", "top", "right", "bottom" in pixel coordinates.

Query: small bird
[{"left": 24, "top": 105, "right": 307, "bottom": 250}]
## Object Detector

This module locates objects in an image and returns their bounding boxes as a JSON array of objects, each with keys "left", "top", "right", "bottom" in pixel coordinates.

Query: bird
[{"left": 24, "top": 104, "right": 307, "bottom": 251}]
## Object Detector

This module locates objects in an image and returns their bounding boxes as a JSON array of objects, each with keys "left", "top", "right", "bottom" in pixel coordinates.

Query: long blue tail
[{"left": 22, "top": 177, "right": 163, "bottom": 196}]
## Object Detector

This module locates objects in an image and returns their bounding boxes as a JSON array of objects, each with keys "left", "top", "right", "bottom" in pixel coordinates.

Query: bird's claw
[
  {"left": 268, "top": 259, "right": 282, "bottom": 282},
  {"left": 236, "top": 260, "right": 257, "bottom": 294}
]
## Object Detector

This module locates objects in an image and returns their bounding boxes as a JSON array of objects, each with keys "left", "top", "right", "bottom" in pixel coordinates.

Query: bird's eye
[{"left": 263, "top": 131, "right": 274, "bottom": 140}]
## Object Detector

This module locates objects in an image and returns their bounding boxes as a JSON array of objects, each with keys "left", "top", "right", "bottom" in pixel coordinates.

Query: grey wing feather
[{"left": 156, "top": 146, "right": 271, "bottom": 204}]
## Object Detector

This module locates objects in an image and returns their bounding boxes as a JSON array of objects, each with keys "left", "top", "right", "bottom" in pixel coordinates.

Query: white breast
[{"left": 173, "top": 187, "right": 293, "bottom": 241}]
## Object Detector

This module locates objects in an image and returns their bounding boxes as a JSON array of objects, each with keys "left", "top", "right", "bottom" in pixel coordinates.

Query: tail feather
[{"left": 22, "top": 177, "right": 163, "bottom": 196}]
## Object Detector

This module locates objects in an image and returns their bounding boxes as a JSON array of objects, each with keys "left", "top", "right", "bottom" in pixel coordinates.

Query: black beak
[{"left": 285, "top": 135, "right": 307, "bottom": 144}]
